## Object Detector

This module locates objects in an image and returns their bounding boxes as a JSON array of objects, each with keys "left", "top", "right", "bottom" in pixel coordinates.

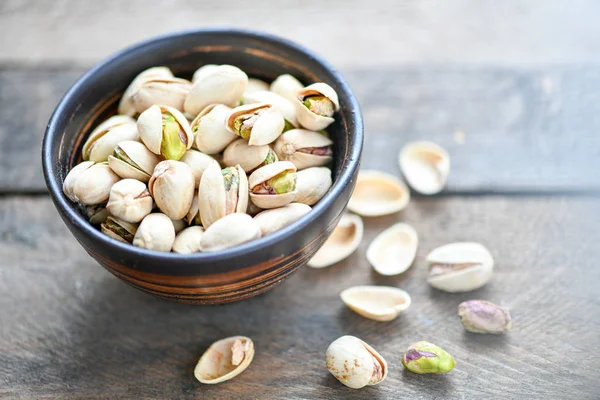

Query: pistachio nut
[
  {"left": 222, "top": 139, "right": 278, "bottom": 173},
  {"left": 172, "top": 226, "right": 205, "bottom": 254},
  {"left": 63, "top": 162, "right": 120, "bottom": 205},
  {"left": 130, "top": 77, "right": 192, "bottom": 114},
  {"left": 248, "top": 161, "right": 297, "bottom": 209},
  {"left": 245, "top": 78, "right": 270, "bottom": 93},
  {"left": 273, "top": 129, "right": 333, "bottom": 170},
  {"left": 190, "top": 104, "right": 237, "bottom": 154},
  {"left": 242, "top": 90, "right": 298, "bottom": 129},
  {"left": 253, "top": 203, "right": 311, "bottom": 236},
  {"left": 295, "top": 83, "right": 339, "bottom": 131},
  {"left": 86, "top": 204, "right": 109, "bottom": 225},
  {"left": 294, "top": 167, "right": 332, "bottom": 205},
  {"left": 270, "top": 74, "right": 304, "bottom": 103},
  {"left": 184, "top": 64, "right": 248, "bottom": 116},
  {"left": 308, "top": 213, "right": 363, "bottom": 268},
  {"left": 180, "top": 149, "right": 218, "bottom": 187},
  {"left": 198, "top": 162, "right": 248, "bottom": 227},
  {"left": 458, "top": 300, "right": 512, "bottom": 334},
  {"left": 199, "top": 213, "right": 261, "bottom": 252},
  {"left": 226, "top": 103, "right": 285, "bottom": 146},
  {"left": 399, "top": 141, "right": 450, "bottom": 195},
  {"left": 171, "top": 218, "right": 187, "bottom": 234},
  {"left": 107, "top": 140, "right": 160, "bottom": 182},
  {"left": 427, "top": 242, "right": 494, "bottom": 293},
  {"left": 347, "top": 170, "right": 410, "bottom": 216},
  {"left": 137, "top": 104, "right": 193, "bottom": 160},
  {"left": 325, "top": 335, "right": 387, "bottom": 389},
  {"left": 101, "top": 216, "right": 138, "bottom": 243},
  {"left": 367, "top": 223, "right": 418, "bottom": 276},
  {"left": 82, "top": 121, "right": 139, "bottom": 162},
  {"left": 148, "top": 160, "right": 195, "bottom": 220},
  {"left": 106, "top": 179, "right": 153, "bottom": 223},
  {"left": 194, "top": 336, "right": 255, "bottom": 384},
  {"left": 191, "top": 64, "right": 218, "bottom": 83},
  {"left": 340, "top": 286, "right": 411, "bottom": 322},
  {"left": 132, "top": 213, "right": 176, "bottom": 252},
  {"left": 118, "top": 66, "right": 173, "bottom": 116},
  {"left": 402, "top": 341, "right": 456, "bottom": 374}
]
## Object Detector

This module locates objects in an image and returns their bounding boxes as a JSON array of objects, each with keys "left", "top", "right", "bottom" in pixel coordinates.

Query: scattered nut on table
[
  {"left": 458, "top": 300, "right": 512, "bottom": 334},
  {"left": 326, "top": 335, "right": 387, "bottom": 389},
  {"left": 194, "top": 336, "right": 255, "bottom": 384},
  {"left": 402, "top": 341, "right": 456, "bottom": 374}
]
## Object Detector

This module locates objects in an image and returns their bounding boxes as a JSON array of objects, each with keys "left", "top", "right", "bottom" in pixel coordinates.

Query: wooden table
[{"left": 1, "top": 2, "right": 599, "bottom": 399}]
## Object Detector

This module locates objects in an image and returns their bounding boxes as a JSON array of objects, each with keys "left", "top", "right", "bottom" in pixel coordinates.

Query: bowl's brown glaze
[{"left": 42, "top": 28, "right": 363, "bottom": 304}]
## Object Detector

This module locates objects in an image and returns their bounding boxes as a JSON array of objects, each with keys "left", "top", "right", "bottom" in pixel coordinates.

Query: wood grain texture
[
  {"left": 1, "top": 196, "right": 598, "bottom": 399},
  {"left": 3, "top": 67, "right": 600, "bottom": 192}
]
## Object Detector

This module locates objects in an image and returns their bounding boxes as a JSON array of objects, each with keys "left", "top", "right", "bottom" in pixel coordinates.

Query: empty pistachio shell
[
  {"left": 242, "top": 90, "right": 298, "bottom": 128},
  {"left": 245, "top": 78, "right": 270, "bottom": 93},
  {"left": 198, "top": 162, "right": 248, "bottom": 228},
  {"left": 66, "top": 162, "right": 120, "bottom": 205},
  {"left": 101, "top": 216, "right": 138, "bottom": 243},
  {"left": 341, "top": 286, "right": 411, "bottom": 322},
  {"left": 137, "top": 105, "right": 193, "bottom": 160},
  {"left": 199, "top": 213, "right": 261, "bottom": 252},
  {"left": 184, "top": 65, "right": 248, "bottom": 116},
  {"left": 180, "top": 149, "right": 218, "bottom": 188},
  {"left": 458, "top": 300, "right": 512, "bottom": 334},
  {"left": 118, "top": 67, "right": 173, "bottom": 116},
  {"left": 106, "top": 179, "right": 153, "bottom": 223},
  {"left": 191, "top": 104, "right": 237, "bottom": 155},
  {"left": 402, "top": 341, "right": 456, "bottom": 374},
  {"left": 194, "top": 336, "right": 255, "bottom": 384},
  {"left": 226, "top": 103, "right": 285, "bottom": 146},
  {"left": 132, "top": 213, "right": 176, "bottom": 252},
  {"left": 427, "top": 242, "right": 494, "bottom": 292},
  {"left": 222, "top": 139, "right": 278, "bottom": 173},
  {"left": 108, "top": 140, "right": 160, "bottom": 182},
  {"left": 273, "top": 129, "right": 333, "bottom": 170},
  {"left": 130, "top": 77, "right": 192, "bottom": 114},
  {"left": 63, "top": 161, "right": 95, "bottom": 202},
  {"left": 253, "top": 203, "right": 311, "bottom": 236},
  {"left": 294, "top": 167, "right": 332, "bottom": 205},
  {"left": 270, "top": 74, "right": 304, "bottom": 103},
  {"left": 172, "top": 226, "right": 205, "bottom": 254},
  {"left": 399, "top": 141, "right": 450, "bottom": 195},
  {"left": 326, "top": 335, "right": 387, "bottom": 389},
  {"left": 308, "top": 213, "right": 363, "bottom": 268},
  {"left": 367, "top": 223, "right": 418, "bottom": 276},
  {"left": 295, "top": 83, "right": 340, "bottom": 131},
  {"left": 149, "top": 160, "right": 195, "bottom": 220},
  {"left": 83, "top": 115, "right": 135, "bottom": 159},
  {"left": 248, "top": 161, "right": 297, "bottom": 209},
  {"left": 191, "top": 64, "right": 218, "bottom": 83},
  {"left": 347, "top": 170, "right": 410, "bottom": 216},
  {"left": 83, "top": 122, "right": 139, "bottom": 163}
]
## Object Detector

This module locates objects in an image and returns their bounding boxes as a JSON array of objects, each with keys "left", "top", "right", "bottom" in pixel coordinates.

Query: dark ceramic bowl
[{"left": 42, "top": 28, "right": 363, "bottom": 304}]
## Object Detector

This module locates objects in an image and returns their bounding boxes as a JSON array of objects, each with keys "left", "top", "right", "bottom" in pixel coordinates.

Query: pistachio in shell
[
  {"left": 294, "top": 167, "right": 332, "bottom": 205},
  {"left": 253, "top": 203, "right": 311, "bottom": 236},
  {"left": 130, "top": 77, "right": 192, "bottom": 114},
  {"left": 242, "top": 90, "right": 298, "bottom": 129},
  {"left": 199, "top": 213, "right": 261, "bottom": 252},
  {"left": 270, "top": 74, "right": 304, "bottom": 103},
  {"left": 248, "top": 161, "right": 297, "bottom": 209},
  {"left": 63, "top": 162, "right": 120, "bottom": 205},
  {"left": 82, "top": 121, "right": 139, "bottom": 163},
  {"left": 172, "top": 226, "right": 205, "bottom": 254},
  {"left": 108, "top": 140, "right": 160, "bottom": 182},
  {"left": 326, "top": 335, "right": 387, "bottom": 389},
  {"left": 106, "top": 179, "right": 153, "bottom": 223},
  {"left": 137, "top": 104, "right": 193, "bottom": 160},
  {"left": 190, "top": 104, "right": 237, "bottom": 155},
  {"left": 101, "top": 216, "right": 138, "bottom": 244},
  {"left": 118, "top": 66, "right": 173, "bottom": 116},
  {"left": 273, "top": 129, "right": 333, "bottom": 170},
  {"left": 294, "top": 83, "right": 340, "bottom": 131},
  {"left": 222, "top": 138, "right": 278, "bottom": 173},
  {"left": 180, "top": 149, "right": 218, "bottom": 188},
  {"left": 132, "top": 213, "right": 176, "bottom": 252},
  {"left": 148, "top": 160, "right": 195, "bottom": 220},
  {"left": 226, "top": 103, "right": 285, "bottom": 146},
  {"left": 198, "top": 162, "right": 248, "bottom": 228}
]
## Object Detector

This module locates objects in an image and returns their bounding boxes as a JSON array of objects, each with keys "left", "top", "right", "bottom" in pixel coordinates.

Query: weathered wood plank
[
  {"left": 3, "top": 67, "right": 600, "bottom": 193},
  {"left": 1, "top": 196, "right": 598, "bottom": 399}
]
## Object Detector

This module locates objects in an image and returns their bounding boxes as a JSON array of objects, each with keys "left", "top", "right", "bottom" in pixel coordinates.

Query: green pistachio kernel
[
  {"left": 102, "top": 217, "right": 135, "bottom": 243},
  {"left": 303, "top": 95, "right": 335, "bottom": 117},
  {"left": 161, "top": 113, "right": 187, "bottom": 160},
  {"left": 402, "top": 341, "right": 456, "bottom": 375},
  {"left": 283, "top": 119, "right": 295, "bottom": 132},
  {"left": 267, "top": 170, "right": 296, "bottom": 194},
  {"left": 263, "top": 149, "right": 277, "bottom": 165},
  {"left": 114, "top": 146, "right": 142, "bottom": 170}
]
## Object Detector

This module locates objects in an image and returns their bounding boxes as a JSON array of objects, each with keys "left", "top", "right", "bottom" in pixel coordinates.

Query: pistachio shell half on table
[
  {"left": 198, "top": 162, "right": 248, "bottom": 228},
  {"left": 222, "top": 139, "right": 278, "bottom": 173},
  {"left": 242, "top": 90, "right": 298, "bottom": 128},
  {"left": 180, "top": 149, "right": 218, "bottom": 187},
  {"left": 132, "top": 213, "right": 176, "bottom": 252},
  {"left": 194, "top": 336, "right": 255, "bottom": 384},
  {"left": 149, "top": 160, "right": 195, "bottom": 220},
  {"left": 270, "top": 74, "right": 304, "bottom": 103},
  {"left": 253, "top": 203, "right": 311, "bottom": 236},
  {"left": 367, "top": 223, "right": 418, "bottom": 276},
  {"left": 248, "top": 161, "right": 297, "bottom": 209},
  {"left": 108, "top": 140, "right": 160, "bottom": 182},
  {"left": 137, "top": 105, "right": 193, "bottom": 160},
  {"left": 101, "top": 216, "right": 138, "bottom": 243},
  {"left": 106, "top": 179, "right": 153, "bottom": 223},
  {"left": 245, "top": 78, "right": 270, "bottom": 93},
  {"left": 326, "top": 335, "right": 387, "bottom": 389},
  {"left": 191, "top": 64, "right": 218, "bottom": 83},
  {"left": 130, "top": 77, "right": 192, "bottom": 114},
  {"left": 294, "top": 167, "right": 332, "bottom": 205},
  {"left": 399, "top": 141, "right": 450, "bottom": 195},
  {"left": 172, "top": 226, "right": 205, "bottom": 254},
  {"left": 340, "top": 286, "right": 412, "bottom": 322},
  {"left": 458, "top": 300, "right": 512, "bottom": 334},
  {"left": 226, "top": 103, "right": 285, "bottom": 146},
  {"left": 118, "top": 66, "right": 173, "bottom": 116},
  {"left": 82, "top": 122, "right": 139, "bottom": 163},
  {"left": 402, "top": 341, "right": 456, "bottom": 375},
  {"left": 273, "top": 129, "right": 333, "bottom": 170},
  {"left": 427, "top": 242, "right": 494, "bottom": 292},
  {"left": 191, "top": 104, "right": 238, "bottom": 155},
  {"left": 199, "top": 213, "right": 261, "bottom": 252},
  {"left": 295, "top": 83, "right": 340, "bottom": 131},
  {"left": 347, "top": 170, "right": 410, "bottom": 216},
  {"left": 184, "top": 64, "right": 248, "bottom": 116},
  {"left": 308, "top": 213, "right": 363, "bottom": 268},
  {"left": 63, "top": 162, "right": 120, "bottom": 205}
]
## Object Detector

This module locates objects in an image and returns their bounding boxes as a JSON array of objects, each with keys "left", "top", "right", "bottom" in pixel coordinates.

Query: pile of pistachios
[{"left": 63, "top": 65, "right": 339, "bottom": 253}]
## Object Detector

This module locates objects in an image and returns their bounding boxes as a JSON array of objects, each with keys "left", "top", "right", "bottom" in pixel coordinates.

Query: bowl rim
[{"left": 42, "top": 27, "right": 363, "bottom": 265}]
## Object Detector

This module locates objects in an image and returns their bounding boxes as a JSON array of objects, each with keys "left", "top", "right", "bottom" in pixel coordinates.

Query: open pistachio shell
[
  {"left": 367, "top": 223, "right": 418, "bottom": 276},
  {"left": 132, "top": 213, "right": 175, "bottom": 252},
  {"left": 294, "top": 167, "right": 332, "bottom": 205},
  {"left": 106, "top": 179, "right": 153, "bottom": 223},
  {"left": 273, "top": 129, "right": 333, "bottom": 170},
  {"left": 226, "top": 103, "right": 285, "bottom": 146},
  {"left": 295, "top": 83, "right": 340, "bottom": 131},
  {"left": 199, "top": 213, "right": 261, "bottom": 252},
  {"left": 180, "top": 149, "right": 218, "bottom": 188},
  {"left": 270, "top": 74, "right": 304, "bottom": 103},
  {"left": 118, "top": 67, "right": 173, "bottom": 116},
  {"left": 101, "top": 216, "right": 138, "bottom": 243},
  {"left": 190, "top": 104, "right": 237, "bottom": 155},
  {"left": 399, "top": 141, "right": 450, "bottom": 195},
  {"left": 326, "top": 335, "right": 387, "bottom": 389},
  {"left": 137, "top": 104, "right": 193, "bottom": 160},
  {"left": 194, "top": 336, "right": 255, "bottom": 384},
  {"left": 245, "top": 78, "right": 270, "bottom": 93},
  {"left": 63, "top": 161, "right": 95, "bottom": 202},
  {"left": 130, "top": 77, "right": 192, "bottom": 114},
  {"left": 253, "top": 203, "right": 311, "bottom": 236},
  {"left": 149, "top": 160, "right": 195, "bottom": 220},
  {"left": 70, "top": 162, "right": 120, "bottom": 205},
  {"left": 248, "top": 161, "right": 297, "bottom": 209},
  {"left": 172, "top": 226, "right": 205, "bottom": 254},
  {"left": 242, "top": 90, "right": 298, "bottom": 128},
  {"left": 222, "top": 139, "right": 277, "bottom": 173},
  {"left": 108, "top": 140, "right": 160, "bottom": 182},
  {"left": 83, "top": 122, "right": 139, "bottom": 163},
  {"left": 341, "top": 286, "right": 412, "bottom": 322},
  {"left": 184, "top": 65, "right": 248, "bottom": 116},
  {"left": 198, "top": 162, "right": 248, "bottom": 228},
  {"left": 308, "top": 213, "right": 363, "bottom": 268},
  {"left": 347, "top": 170, "right": 410, "bottom": 216},
  {"left": 192, "top": 64, "right": 218, "bottom": 83},
  {"left": 83, "top": 115, "right": 135, "bottom": 159}
]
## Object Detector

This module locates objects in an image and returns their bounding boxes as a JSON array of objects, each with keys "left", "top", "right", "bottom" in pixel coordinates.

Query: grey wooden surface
[{"left": 1, "top": 1, "right": 600, "bottom": 399}]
